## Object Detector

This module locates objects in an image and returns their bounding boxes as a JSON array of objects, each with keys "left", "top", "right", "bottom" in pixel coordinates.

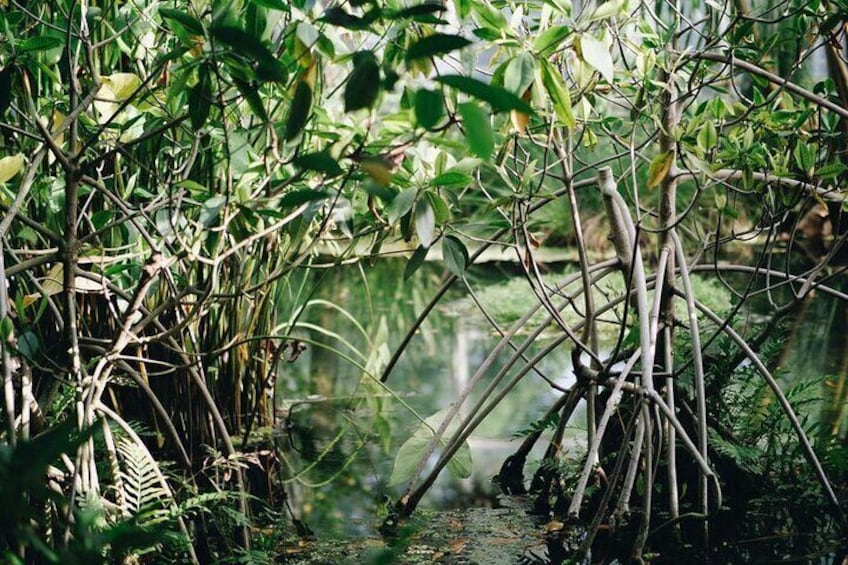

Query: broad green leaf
[
  {"left": 345, "top": 51, "right": 381, "bottom": 112},
  {"left": 18, "top": 36, "right": 63, "bottom": 52},
  {"left": 406, "top": 33, "right": 471, "bottom": 62},
  {"left": 815, "top": 162, "right": 847, "bottom": 179},
  {"left": 540, "top": 59, "right": 575, "bottom": 129},
  {"left": 415, "top": 88, "right": 445, "bottom": 129},
  {"left": 284, "top": 80, "right": 312, "bottom": 141},
  {"left": 435, "top": 75, "right": 533, "bottom": 114},
  {"left": 189, "top": 65, "right": 212, "bottom": 130},
  {"left": 200, "top": 195, "right": 226, "bottom": 226},
  {"left": 426, "top": 191, "right": 451, "bottom": 222},
  {"left": 415, "top": 199, "right": 436, "bottom": 248},
  {"left": 159, "top": 7, "right": 204, "bottom": 35},
  {"left": 430, "top": 171, "right": 471, "bottom": 186},
  {"left": 387, "top": 188, "right": 417, "bottom": 223},
  {"left": 0, "top": 154, "right": 24, "bottom": 183},
  {"left": 103, "top": 73, "right": 141, "bottom": 100},
  {"left": 587, "top": 0, "right": 628, "bottom": 22},
  {"left": 533, "top": 25, "right": 571, "bottom": 57},
  {"left": 471, "top": 2, "right": 509, "bottom": 35},
  {"left": 697, "top": 121, "right": 717, "bottom": 152},
  {"left": 442, "top": 235, "right": 469, "bottom": 276},
  {"left": 504, "top": 52, "right": 535, "bottom": 95},
  {"left": 234, "top": 78, "right": 269, "bottom": 121},
  {"left": 213, "top": 25, "right": 286, "bottom": 82},
  {"left": 458, "top": 101, "right": 494, "bottom": 160},
  {"left": 793, "top": 142, "right": 816, "bottom": 177},
  {"left": 577, "top": 34, "right": 613, "bottom": 84},
  {"left": 278, "top": 189, "right": 331, "bottom": 207},
  {"left": 403, "top": 244, "right": 429, "bottom": 280},
  {"left": 294, "top": 151, "right": 343, "bottom": 177},
  {"left": 247, "top": 0, "right": 286, "bottom": 9},
  {"left": 647, "top": 151, "right": 674, "bottom": 188},
  {"left": 388, "top": 407, "right": 473, "bottom": 486}
]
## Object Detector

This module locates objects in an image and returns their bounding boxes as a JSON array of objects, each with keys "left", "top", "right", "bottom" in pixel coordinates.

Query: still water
[{"left": 276, "top": 257, "right": 847, "bottom": 561}]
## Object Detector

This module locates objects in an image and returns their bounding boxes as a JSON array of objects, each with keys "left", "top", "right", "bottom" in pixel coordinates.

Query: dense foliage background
[{"left": 0, "top": 0, "right": 847, "bottom": 562}]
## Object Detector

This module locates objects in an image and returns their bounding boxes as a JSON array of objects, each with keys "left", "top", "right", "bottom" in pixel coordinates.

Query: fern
[{"left": 116, "top": 437, "right": 168, "bottom": 517}]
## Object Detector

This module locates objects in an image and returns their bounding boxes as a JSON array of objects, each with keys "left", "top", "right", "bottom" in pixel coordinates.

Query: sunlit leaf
[
  {"left": 815, "top": 162, "right": 847, "bottom": 180},
  {"left": 533, "top": 25, "right": 571, "bottom": 57},
  {"left": 587, "top": 0, "right": 628, "bottom": 22},
  {"left": 431, "top": 171, "right": 471, "bottom": 187},
  {"left": 504, "top": 52, "right": 535, "bottom": 95},
  {"left": 415, "top": 199, "right": 436, "bottom": 248},
  {"left": 458, "top": 101, "right": 494, "bottom": 160},
  {"left": 200, "top": 195, "right": 226, "bottom": 226},
  {"left": 577, "top": 34, "right": 614, "bottom": 84},
  {"left": 103, "top": 73, "right": 141, "bottom": 100},
  {"left": 406, "top": 33, "right": 471, "bottom": 62},
  {"left": 0, "top": 154, "right": 24, "bottom": 183},
  {"left": 540, "top": 59, "right": 575, "bottom": 129},
  {"left": 387, "top": 188, "right": 417, "bottom": 223},
  {"left": 18, "top": 36, "right": 63, "bottom": 52},
  {"left": 436, "top": 75, "right": 533, "bottom": 114},
  {"left": 647, "top": 151, "right": 674, "bottom": 188}
]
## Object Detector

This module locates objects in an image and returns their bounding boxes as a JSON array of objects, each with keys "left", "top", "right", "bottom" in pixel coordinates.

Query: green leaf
[
  {"left": 430, "top": 171, "right": 471, "bottom": 187},
  {"left": 404, "top": 245, "right": 429, "bottom": 280},
  {"left": 793, "top": 142, "right": 816, "bottom": 177},
  {"left": 284, "top": 80, "right": 312, "bottom": 141},
  {"left": 159, "top": 7, "right": 204, "bottom": 36},
  {"left": 504, "top": 53, "right": 535, "bottom": 95},
  {"left": 435, "top": 75, "right": 533, "bottom": 114},
  {"left": 458, "top": 101, "right": 494, "bottom": 160},
  {"left": 247, "top": 0, "right": 286, "bottom": 9},
  {"left": 471, "top": 2, "right": 509, "bottom": 35},
  {"left": 212, "top": 26, "right": 283, "bottom": 82},
  {"left": 578, "top": 33, "right": 614, "bottom": 83},
  {"left": 0, "top": 154, "right": 25, "bottom": 183},
  {"left": 320, "top": 7, "right": 381, "bottom": 29},
  {"left": 388, "top": 407, "right": 473, "bottom": 486},
  {"left": 442, "top": 235, "right": 469, "bottom": 276},
  {"left": 696, "top": 120, "right": 717, "bottom": 152},
  {"left": 533, "top": 25, "right": 571, "bottom": 57},
  {"left": 415, "top": 199, "right": 436, "bottom": 248},
  {"left": 294, "top": 151, "right": 344, "bottom": 177},
  {"left": 406, "top": 33, "right": 471, "bottom": 62},
  {"left": 587, "top": 0, "right": 628, "bottom": 22},
  {"left": 540, "top": 59, "right": 575, "bottom": 129},
  {"left": 234, "top": 78, "right": 269, "bottom": 121},
  {"left": 189, "top": 65, "right": 212, "bottom": 130},
  {"left": 392, "top": 3, "right": 448, "bottom": 21},
  {"left": 18, "top": 36, "right": 64, "bottom": 52},
  {"left": 415, "top": 88, "right": 445, "bottom": 129},
  {"left": 815, "top": 162, "right": 847, "bottom": 180},
  {"left": 200, "top": 195, "right": 226, "bottom": 226},
  {"left": 387, "top": 188, "right": 417, "bottom": 224},
  {"left": 345, "top": 51, "right": 381, "bottom": 112},
  {"left": 278, "top": 189, "right": 331, "bottom": 207},
  {"left": 647, "top": 151, "right": 674, "bottom": 188}
]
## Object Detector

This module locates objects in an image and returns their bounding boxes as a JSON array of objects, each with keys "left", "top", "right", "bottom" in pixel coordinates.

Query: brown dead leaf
[{"left": 448, "top": 538, "right": 467, "bottom": 554}]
